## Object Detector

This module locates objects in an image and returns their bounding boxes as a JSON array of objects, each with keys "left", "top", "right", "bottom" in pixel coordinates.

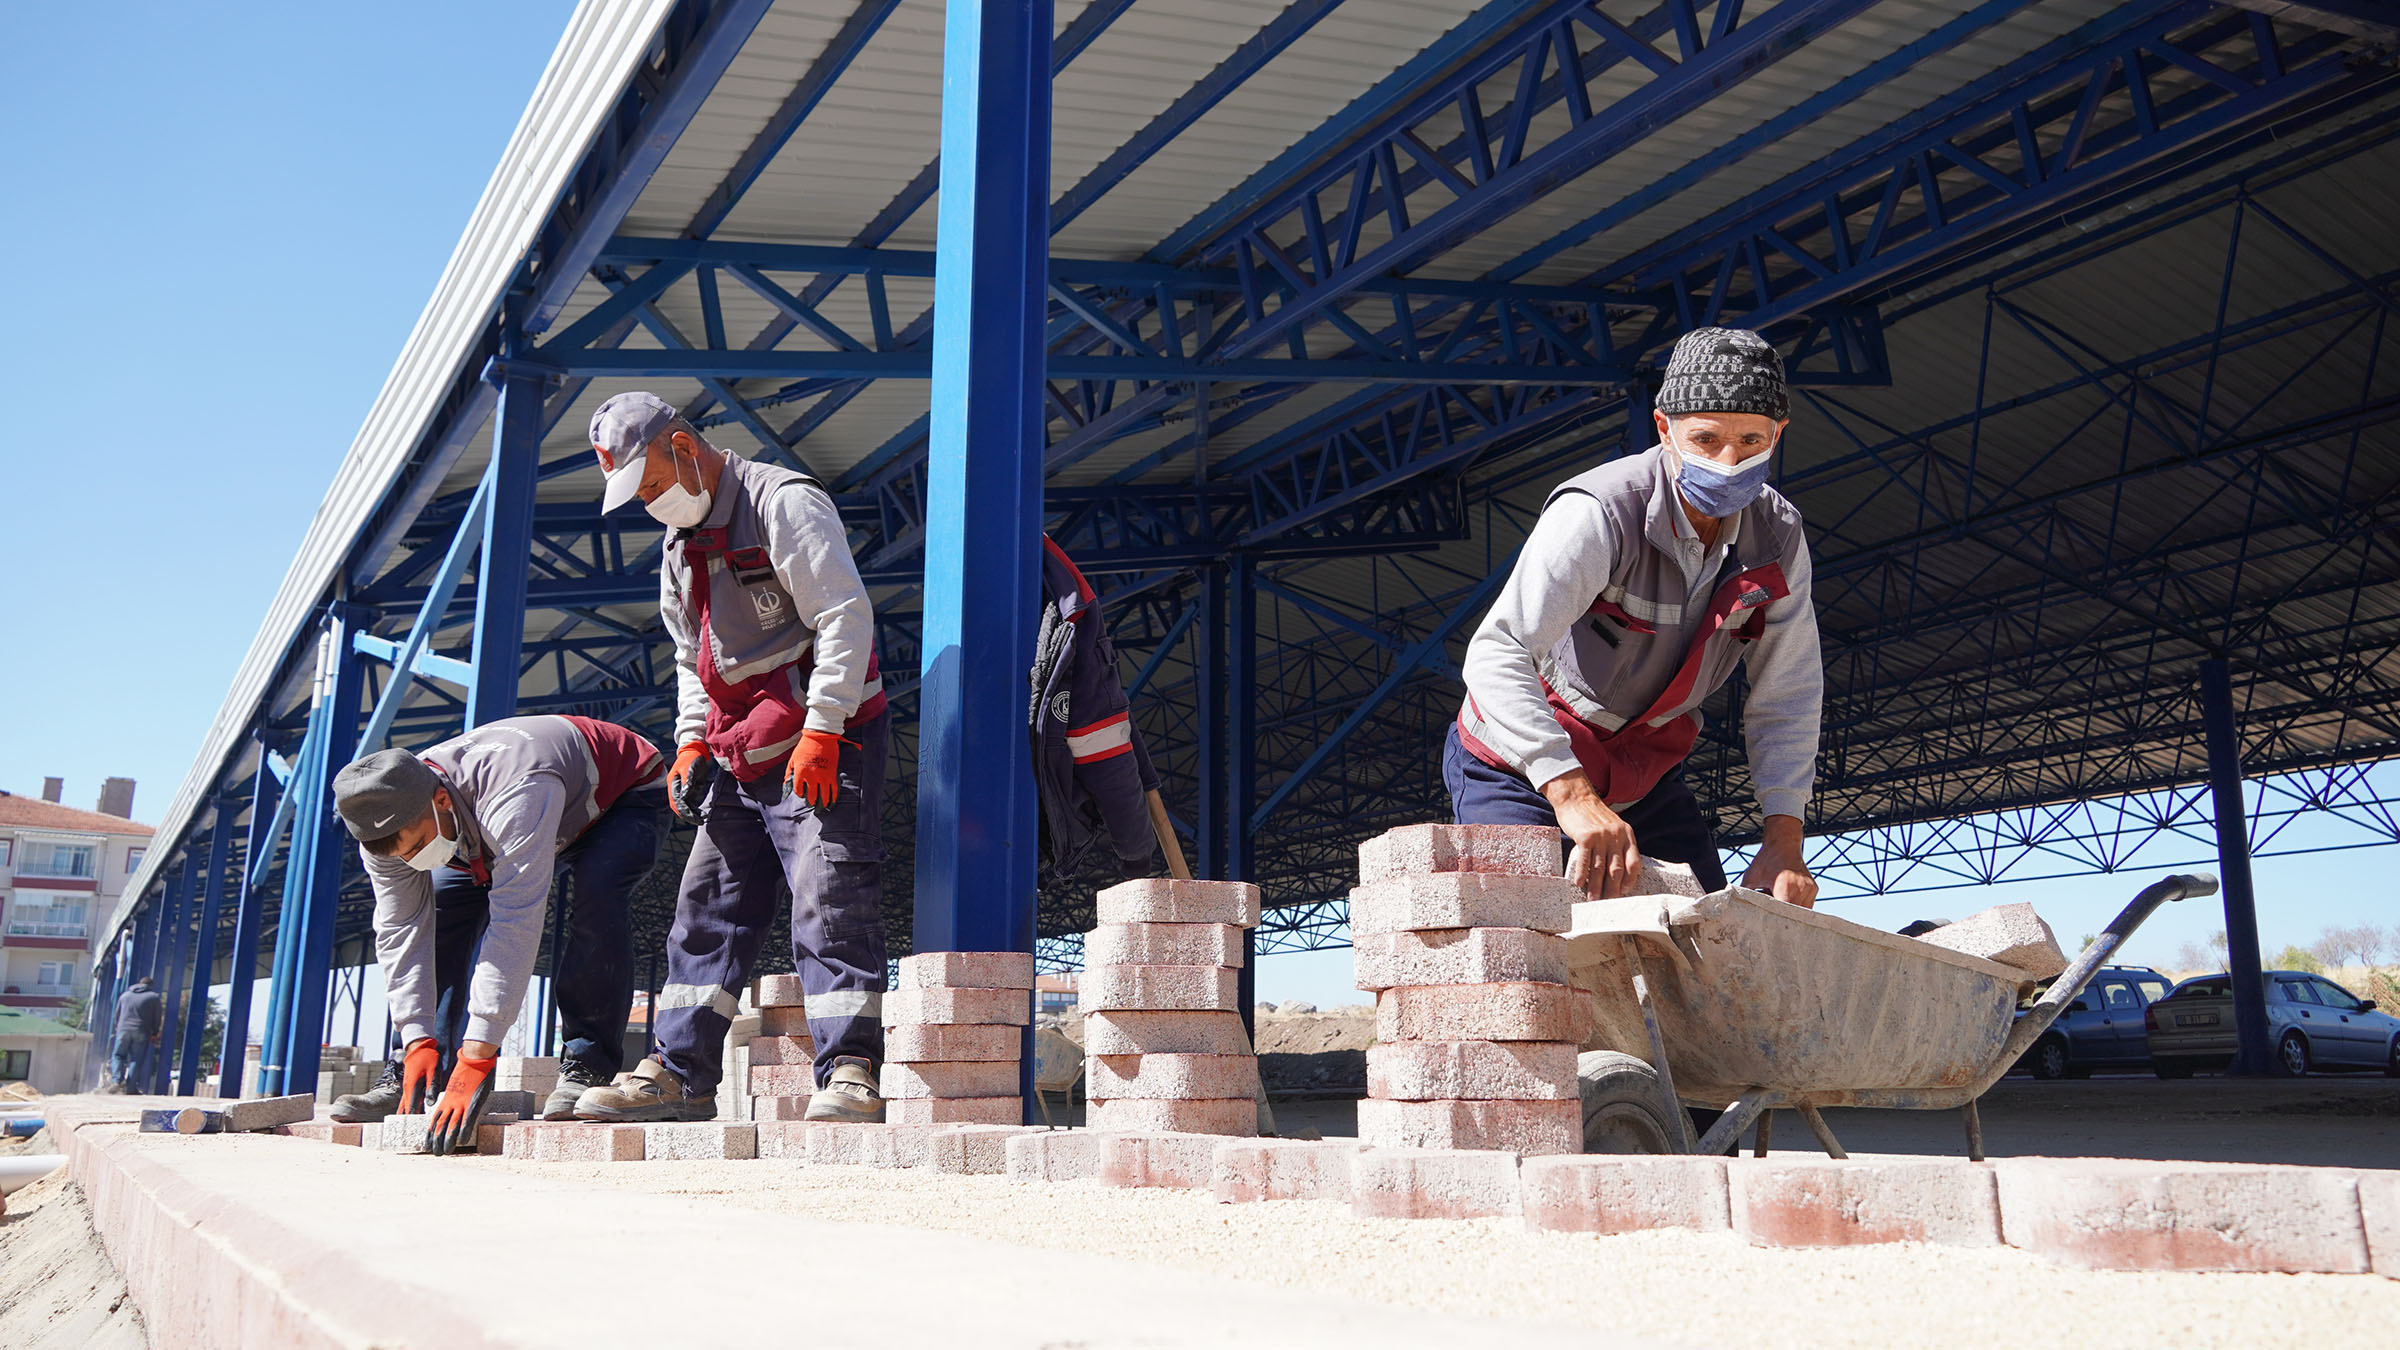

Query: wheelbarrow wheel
[{"left": 1578, "top": 1051, "right": 1676, "bottom": 1154}]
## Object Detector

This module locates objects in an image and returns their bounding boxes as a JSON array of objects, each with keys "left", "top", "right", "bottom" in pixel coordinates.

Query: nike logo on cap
[{"left": 370, "top": 814, "right": 396, "bottom": 829}]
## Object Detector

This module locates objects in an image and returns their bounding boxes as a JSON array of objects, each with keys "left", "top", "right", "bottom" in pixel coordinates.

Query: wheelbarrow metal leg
[
  {"left": 1693, "top": 1092, "right": 1772, "bottom": 1157},
  {"left": 1622, "top": 937, "right": 1696, "bottom": 1154},
  {"left": 1753, "top": 1110, "right": 1772, "bottom": 1157},
  {"left": 1963, "top": 1099, "right": 1985, "bottom": 1162},
  {"left": 1795, "top": 1103, "right": 1848, "bottom": 1159}
]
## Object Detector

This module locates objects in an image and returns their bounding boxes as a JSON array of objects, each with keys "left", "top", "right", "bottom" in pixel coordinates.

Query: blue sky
[{"left": 3, "top": 6, "right": 2391, "bottom": 1036}]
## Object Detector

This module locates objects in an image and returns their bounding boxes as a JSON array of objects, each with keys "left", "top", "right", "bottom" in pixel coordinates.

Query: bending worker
[
  {"left": 329, "top": 716, "right": 666, "bottom": 1152},
  {"left": 574, "top": 391, "right": 890, "bottom": 1125},
  {"left": 1452, "top": 326, "right": 1821, "bottom": 906}
]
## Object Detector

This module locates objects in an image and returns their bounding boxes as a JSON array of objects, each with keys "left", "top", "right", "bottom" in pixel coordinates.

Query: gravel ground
[
  {"left": 484, "top": 1155, "right": 2398, "bottom": 1347},
  {"left": 0, "top": 1167, "right": 147, "bottom": 1350}
]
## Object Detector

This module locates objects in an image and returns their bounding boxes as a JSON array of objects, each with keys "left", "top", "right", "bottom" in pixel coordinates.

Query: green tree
[
  {"left": 55, "top": 994, "right": 88, "bottom": 1032},
  {"left": 2268, "top": 944, "right": 2323, "bottom": 974},
  {"left": 197, "top": 996, "right": 227, "bottom": 1070}
]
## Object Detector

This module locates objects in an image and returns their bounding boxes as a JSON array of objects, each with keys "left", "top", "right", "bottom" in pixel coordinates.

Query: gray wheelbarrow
[{"left": 1560, "top": 872, "right": 2218, "bottom": 1159}]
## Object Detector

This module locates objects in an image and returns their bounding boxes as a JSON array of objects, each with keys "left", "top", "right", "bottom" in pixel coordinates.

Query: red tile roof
[{"left": 0, "top": 793, "right": 153, "bottom": 836}]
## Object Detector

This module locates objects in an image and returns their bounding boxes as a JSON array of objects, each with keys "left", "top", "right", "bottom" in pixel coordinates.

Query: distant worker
[
  {"left": 108, "top": 976, "right": 163, "bottom": 1092},
  {"left": 329, "top": 716, "right": 666, "bottom": 1154},
  {"left": 1033, "top": 535, "right": 1163, "bottom": 884},
  {"left": 1452, "top": 327, "right": 1822, "bottom": 907},
  {"left": 573, "top": 392, "right": 890, "bottom": 1124}
]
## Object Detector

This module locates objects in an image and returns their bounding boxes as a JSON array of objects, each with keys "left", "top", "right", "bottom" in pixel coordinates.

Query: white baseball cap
[{"left": 589, "top": 391, "right": 681, "bottom": 513}]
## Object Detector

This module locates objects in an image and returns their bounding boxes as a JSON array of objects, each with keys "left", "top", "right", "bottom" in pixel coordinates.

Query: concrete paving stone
[
  {"left": 1993, "top": 1158, "right": 2371, "bottom": 1273},
  {"left": 750, "top": 1064, "right": 819, "bottom": 1097},
  {"left": 1732, "top": 1159, "right": 2001, "bottom": 1248},
  {"left": 1086, "top": 922, "right": 1244, "bottom": 969},
  {"left": 881, "top": 1060, "right": 1021, "bottom": 1099},
  {"left": 1098, "top": 1131, "right": 1224, "bottom": 1189},
  {"left": 1088, "top": 1053, "right": 1260, "bottom": 1101},
  {"left": 494, "top": 1055, "right": 558, "bottom": 1092},
  {"left": 279, "top": 1122, "right": 365, "bottom": 1147},
  {"left": 1212, "top": 1139, "right": 1363, "bottom": 1204},
  {"left": 498, "top": 1121, "right": 563, "bottom": 1159},
  {"left": 1354, "top": 1098, "right": 1580, "bottom": 1156},
  {"left": 746, "top": 1035, "right": 818, "bottom": 1066},
  {"left": 755, "top": 974, "right": 807, "bottom": 1007},
  {"left": 474, "top": 1120, "right": 513, "bottom": 1155},
  {"left": 926, "top": 1125, "right": 1045, "bottom": 1176},
  {"left": 1353, "top": 926, "right": 1572, "bottom": 992},
  {"left": 1086, "top": 1098, "right": 1258, "bottom": 1137},
  {"left": 881, "top": 987, "right": 1032, "bottom": 1027},
  {"left": 752, "top": 1095, "right": 812, "bottom": 1121},
  {"left": 373, "top": 1115, "right": 433, "bottom": 1154},
  {"left": 1353, "top": 1147, "right": 1524, "bottom": 1220},
  {"left": 1083, "top": 1010, "right": 1248, "bottom": 1056},
  {"left": 886, "top": 1097, "right": 1024, "bottom": 1126},
  {"left": 644, "top": 1122, "right": 760, "bottom": 1161},
  {"left": 482, "top": 1090, "right": 537, "bottom": 1119},
  {"left": 531, "top": 1122, "right": 647, "bottom": 1163},
  {"left": 1367, "top": 1040, "right": 1577, "bottom": 1101},
  {"left": 1520, "top": 1155, "right": 1731, "bottom": 1235},
  {"left": 2355, "top": 1170, "right": 2398, "bottom": 1278},
  {"left": 757, "top": 1007, "right": 814, "bottom": 1036},
  {"left": 1094, "top": 878, "right": 1262, "bottom": 927},
  {"left": 1350, "top": 874, "right": 1576, "bottom": 937},
  {"left": 1358, "top": 823, "right": 1562, "bottom": 885},
  {"left": 1374, "top": 983, "right": 1589, "bottom": 1044},
  {"left": 754, "top": 1120, "right": 813, "bottom": 1159},
  {"left": 805, "top": 1122, "right": 949, "bottom": 1168},
  {"left": 222, "top": 1093, "right": 314, "bottom": 1133},
  {"left": 885, "top": 1023, "right": 1023, "bottom": 1063},
  {"left": 897, "top": 951, "right": 1037, "bottom": 990},
  {"left": 1917, "top": 903, "right": 2068, "bottom": 980},
  {"left": 1077, "top": 964, "right": 1239, "bottom": 1014},
  {"left": 1005, "top": 1128, "right": 1109, "bottom": 1182}
]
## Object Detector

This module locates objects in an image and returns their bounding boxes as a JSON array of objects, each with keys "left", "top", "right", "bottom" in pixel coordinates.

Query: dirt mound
[{"left": 1253, "top": 1007, "right": 1375, "bottom": 1056}]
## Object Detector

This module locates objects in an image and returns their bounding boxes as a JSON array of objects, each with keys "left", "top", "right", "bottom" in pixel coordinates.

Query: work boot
[
  {"left": 573, "top": 1056, "right": 717, "bottom": 1123},
  {"left": 329, "top": 1060, "right": 405, "bottom": 1123},
  {"left": 541, "top": 1059, "right": 607, "bottom": 1121},
  {"left": 803, "top": 1057, "right": 884, "bottom": 1123}
]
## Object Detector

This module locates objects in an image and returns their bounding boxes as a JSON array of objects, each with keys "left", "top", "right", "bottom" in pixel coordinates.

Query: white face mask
[
  {"left": 643, "top": 452, "right": 714, "bottom": 529},
  {"left": 404, "top": 804, "right": 459, "bottom": 873}
]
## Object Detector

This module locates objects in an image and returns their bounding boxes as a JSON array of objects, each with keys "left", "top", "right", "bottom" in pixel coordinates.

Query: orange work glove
[
  {"left": 785, "top": 729, "right": 852, "bottom": 808},
  {"left": 424, "top": 1053, "right": 496, "bottom": 1156},
  {"left": 398, "top": 1037, "right": 440, "bottom": 1113},
  {"left": 667, "top": 741, "right": 716, "bottom": 821}
]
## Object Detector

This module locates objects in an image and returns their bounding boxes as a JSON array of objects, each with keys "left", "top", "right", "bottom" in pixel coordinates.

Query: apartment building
[{"left": 0, "top": 777, "right": 151, "bottom": 1026}]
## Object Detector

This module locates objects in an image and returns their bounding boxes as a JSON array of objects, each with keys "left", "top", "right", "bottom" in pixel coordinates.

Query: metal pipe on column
[
  {"left": 284, "top": 604, "right": 369, "bottom": 1098},
  {"left": 2199, "top": 657, "right": 2272, "bottom": 1075},
  {"left": 220, "top": 748, "right": 282, "bottom": 1097},
  {"left": 177, "top": 803, "right": 236, "bottom": 1094},
  {"left": 915, "top": 0, "right": 1053, "bottom": 1126}
]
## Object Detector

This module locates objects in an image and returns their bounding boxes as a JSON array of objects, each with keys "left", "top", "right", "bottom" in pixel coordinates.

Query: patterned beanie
[{"left": 1655, "top": 327, "right": 1788, "bottom": 421}]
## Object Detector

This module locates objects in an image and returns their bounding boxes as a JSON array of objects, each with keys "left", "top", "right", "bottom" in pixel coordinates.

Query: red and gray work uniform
[
  {"left": 652, "top": 452, "right": 889, "bottom": 1095},
  {"left": 363, "top": 716, "right": 665, "bottom": 1055},
  {"left": 1032, "top": 536, "right": 1161, "bottom": 880},
  {"left": 1450, "top": 445, "right": 1821, "bottom": 880}
]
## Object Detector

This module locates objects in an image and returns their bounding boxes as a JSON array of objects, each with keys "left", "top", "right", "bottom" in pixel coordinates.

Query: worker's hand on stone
[
  {"left": 786, "top": 729, "right": 849, "bottom": 808},
  {"left": 423, "top": 1052, "right": 497, "bottom": 1156},
  {"left": 398, "top": 1037, "right": 441, "bottom": 1113},
  {"left": 667, "top": 741, "right": 716, "bottom": 821},
  {"left": 1542, "top": 769, "right": 1641, "bottom": 899},
  {"left": 1742, "top": 814, "right": 1817, "bottom": 909}
]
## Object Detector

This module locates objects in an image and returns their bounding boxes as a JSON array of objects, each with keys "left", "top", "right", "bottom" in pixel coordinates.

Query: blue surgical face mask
[{"left": 1672, "top": 440, "right": 1776, "bottom": 518}]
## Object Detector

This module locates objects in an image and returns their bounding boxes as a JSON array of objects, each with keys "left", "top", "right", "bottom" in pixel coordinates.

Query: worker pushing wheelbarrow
[{"left": 1562, "top": 872, "right": 2219, "bottom": 1159}]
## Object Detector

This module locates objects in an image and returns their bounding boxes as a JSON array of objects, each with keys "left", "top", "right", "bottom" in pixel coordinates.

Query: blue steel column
[
  {"left": 284, "top": 605, "right": 369, "bottom": 1098},
  {"left": 176, "top": 803, "right": 235, "bottom": 1094},
  {"left": 2199, "top": 658, "right": 2271, "bottom": 1075},
  {"left": 1196, "top": 566, "right": 1228, "bottom": 880},
  {"left": 915, "top": 0, "right": 1052, "bottom": 1124},
  {"left": 85, "top": 941, "right": 122, "bottom": 1088},
  {"left": 467, "top": 363, "right": 546, "bottom": 728},
  {"left": 152, "top": 859, "right": 195, "bottom": 1093},
  {"left": 220, "top": 749, "right": 282, "bottom": 1096},
  {"left": 1228, "top": 556, "right": 1258, "bottom": 1042}
]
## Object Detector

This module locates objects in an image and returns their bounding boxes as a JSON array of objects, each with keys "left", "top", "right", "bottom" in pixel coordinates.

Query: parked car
[
  {"left": 2146, "top": 970, "right": 2400, "bottom": 1077},
  {"left": 2011, "top": 965, "right": 2176, "bottom": 1079}
]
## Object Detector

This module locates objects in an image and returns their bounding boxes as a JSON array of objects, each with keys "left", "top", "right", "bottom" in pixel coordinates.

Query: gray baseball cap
[
  {"left": 332, "top": 750, "right": 441, "bottom": 840},
  {"left": 589, "top": 391, "right": 681, "bottom": 513}
]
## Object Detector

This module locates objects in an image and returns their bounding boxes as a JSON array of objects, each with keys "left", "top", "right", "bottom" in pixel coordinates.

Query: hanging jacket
[
  {"left": 659, "top": 453, "right": 885, "bottom": 779},
  {"left": 1031, "top": 536, "right": 1160, "bottom": 878},
  {"left": 1457, "top": 445, "right": 1821, "bottom": 817}
]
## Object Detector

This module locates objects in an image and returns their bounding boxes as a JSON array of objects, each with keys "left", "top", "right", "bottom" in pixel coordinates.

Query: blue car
[
  {"left": 2012, "top": 965, "right": 2176, "bottom": 1079},
  {"left": 2145, "top": 971, "right": 2400, "bottom": 1077}
]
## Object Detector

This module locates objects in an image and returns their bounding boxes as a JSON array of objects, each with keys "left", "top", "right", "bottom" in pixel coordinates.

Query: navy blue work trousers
[
  {"left": 109, "top": 1031, "right": 153, "bottom": 1090},
  {"left": 427, "top": 789, "right": 664, "bottom": 1078},
  {"left": 1441, "top": 723, "right": 1728, "bottom": 892},
  {"left": 653, "top": 711, "right": 888, "bottom": 1097}
]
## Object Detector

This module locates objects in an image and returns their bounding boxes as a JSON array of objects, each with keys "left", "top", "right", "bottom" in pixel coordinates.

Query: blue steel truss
[{"left": 104, "top": 0, "right": 2400, "bottom": 1094}]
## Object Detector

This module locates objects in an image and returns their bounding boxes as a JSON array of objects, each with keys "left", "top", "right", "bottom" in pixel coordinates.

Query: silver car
[{"left": 2145, "top": 970, "right": 2400, "bottom": 1077}]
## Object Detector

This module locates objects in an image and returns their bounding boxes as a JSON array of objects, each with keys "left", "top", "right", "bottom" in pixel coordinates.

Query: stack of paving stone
[
  {"left": 1351, "top": 824, "right": 1582, "bottom": 1156},
  {"left": 879, "top": 952, "right": 1034, "bottom": 1124},
  {"left": 1078, "top": 878, "right": 1263, "bottom": 1136},
  {"left": 746, "top": 976, "right": 818, "bottom": 1120}
]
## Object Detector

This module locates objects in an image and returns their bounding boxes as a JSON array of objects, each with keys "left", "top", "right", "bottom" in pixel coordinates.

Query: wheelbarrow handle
[{"left": 1994, "top": 872, "right": 2216, "bottom": 1069}]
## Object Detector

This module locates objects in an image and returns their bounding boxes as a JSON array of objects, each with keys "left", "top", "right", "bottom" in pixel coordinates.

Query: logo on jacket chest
[{"left": 723, "top": 546, "right": 794, "bottom": 629}]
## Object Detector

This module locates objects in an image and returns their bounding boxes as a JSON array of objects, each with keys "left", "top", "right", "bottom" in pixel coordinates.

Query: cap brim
[{"left": 599, "top": 453, "right": 649, "bottom": 514}]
